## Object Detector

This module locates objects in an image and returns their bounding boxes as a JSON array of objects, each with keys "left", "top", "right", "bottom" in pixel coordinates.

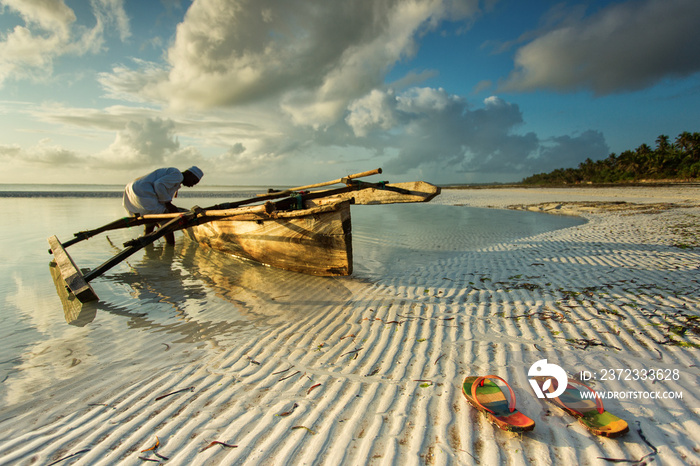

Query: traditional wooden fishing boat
[
  {"left": 48, "top": 169, "right": 440, "bottom": 303},
  {"left": 184, "top": 181, "right": 440, "bottom": 276}
]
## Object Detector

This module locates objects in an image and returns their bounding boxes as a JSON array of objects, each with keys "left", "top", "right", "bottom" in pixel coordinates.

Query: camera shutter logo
[{"left": 528, "top": 359, "right": 568, "bottom": 399}]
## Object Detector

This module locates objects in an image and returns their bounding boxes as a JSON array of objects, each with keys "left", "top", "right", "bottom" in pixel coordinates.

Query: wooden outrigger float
[{"left": 48, "top": 169, "right": 440, "bottom": 303}]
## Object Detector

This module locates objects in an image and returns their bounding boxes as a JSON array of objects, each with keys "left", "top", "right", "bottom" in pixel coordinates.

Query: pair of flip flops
[{"left": 462, "top": 375, "right": 629, "bottom": 437}]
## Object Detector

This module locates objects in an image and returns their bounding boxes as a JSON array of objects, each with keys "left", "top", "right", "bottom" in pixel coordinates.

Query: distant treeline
[{"left": 522, "top": 131, "right": 700, "bottom": 185}]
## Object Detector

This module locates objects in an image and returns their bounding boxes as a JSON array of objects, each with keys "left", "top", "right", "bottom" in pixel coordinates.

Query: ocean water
[{"left": 0, "top": 186, "right": 584, "bottom": 412}]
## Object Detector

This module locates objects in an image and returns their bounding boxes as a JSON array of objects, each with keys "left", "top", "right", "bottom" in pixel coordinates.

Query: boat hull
[{"left": 185, "top": 199, "right": 353, "bottom": 276}]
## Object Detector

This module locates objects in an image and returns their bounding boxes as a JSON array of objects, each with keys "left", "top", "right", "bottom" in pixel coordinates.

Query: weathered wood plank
[
  {"left": 49, "top": 261, "right": 97, "bottom": 325},
  {"left": 48, "top": 235, "right": 99, "bottom": 303}
]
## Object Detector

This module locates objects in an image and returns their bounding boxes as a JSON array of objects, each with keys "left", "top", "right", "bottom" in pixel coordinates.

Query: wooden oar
[
  {"left": 285, "top": 168, "right": 382, "bottom": 191},
  {"left": 255, "top": 168, "right": 382, "bottom": 197}
]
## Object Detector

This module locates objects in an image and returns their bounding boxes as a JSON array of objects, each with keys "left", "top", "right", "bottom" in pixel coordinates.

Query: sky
[{"left": 1, "top": 0, "right": 699, "bottom": 186}]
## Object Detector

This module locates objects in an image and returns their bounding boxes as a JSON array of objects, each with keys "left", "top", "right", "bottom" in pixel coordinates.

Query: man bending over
[{"left": 122, "top": 166, "right": 203, "bottom": 244}]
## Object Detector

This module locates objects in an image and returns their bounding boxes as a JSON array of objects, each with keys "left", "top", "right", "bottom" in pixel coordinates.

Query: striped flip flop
[
  {"left": 462, "top": 375, "right": 535, "bottom": 432},
  {"left": 536, "top": 377, "right": 629, "bottom": 438}
]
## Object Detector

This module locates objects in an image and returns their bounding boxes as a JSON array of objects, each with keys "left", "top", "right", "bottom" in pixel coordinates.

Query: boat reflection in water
[
  {"left": 50, "top": 238, "right": 357, "bottom": 344},
  {"left": 179, "top": 240, "right": 357, "bottom": 327}
]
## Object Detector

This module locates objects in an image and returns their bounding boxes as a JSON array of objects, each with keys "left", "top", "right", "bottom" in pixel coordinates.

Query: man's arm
[{"left": 164, "top": 202, "right": 180, "bottom": 213}]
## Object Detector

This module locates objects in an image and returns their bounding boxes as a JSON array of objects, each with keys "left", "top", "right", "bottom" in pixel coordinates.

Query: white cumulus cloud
[
  {"left": 0, "top": 0, "right": 131, "bottom": 86},
  {"left": 344, "top": 88, "right": 609, "bottom": 179},
  {"left": 100, "top": 0, "right": 482, "bottom": 120},
  {"left": 98, "top": 117, "right": 207, "bottom": 169}
]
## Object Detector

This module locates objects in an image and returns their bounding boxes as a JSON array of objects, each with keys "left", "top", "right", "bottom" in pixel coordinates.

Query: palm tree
[
  {"left": 618, "top": 150, "right": 639, "bottom": 179},
  {"left": 635, "top": 143, "right": 653, "bottom": 175},
  {"left": 676, "top": 132, "right": 693, "bottom": 152},
  {"left": 656, "top": 134, "right": 671, "bottom": 153}
]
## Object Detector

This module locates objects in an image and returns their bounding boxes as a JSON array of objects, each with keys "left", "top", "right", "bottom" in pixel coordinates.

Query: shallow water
[
  {"left": 0, "top": 189, "right": 584, "bottom": 409},
  {"left": 351, "top": 203, "right": 584, "bottom": 277}
]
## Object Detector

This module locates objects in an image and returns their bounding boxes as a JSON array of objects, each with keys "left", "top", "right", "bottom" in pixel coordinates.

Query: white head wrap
[{"left": 186, "top": 166, "right": 203, "bottom": 180}]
